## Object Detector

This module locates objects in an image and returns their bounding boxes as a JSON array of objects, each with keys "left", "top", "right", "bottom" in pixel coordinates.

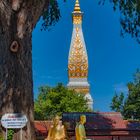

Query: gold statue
[
  {"left": 45, "top": 115, "right": 66, "bottom": 140},
  {"left": 75, "top": 115, "right": 86, "bottom": 140}
]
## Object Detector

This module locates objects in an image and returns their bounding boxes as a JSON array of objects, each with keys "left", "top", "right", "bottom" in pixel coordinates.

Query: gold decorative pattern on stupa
[
  {"left": 73, "top": 16, "right": 82, "bottom": 24},
  {"left": 68, "top": 28, "right": 88, "bottom": 78},
  {"left": 68, "top": 87, "right": 90, "bottom": 94}
]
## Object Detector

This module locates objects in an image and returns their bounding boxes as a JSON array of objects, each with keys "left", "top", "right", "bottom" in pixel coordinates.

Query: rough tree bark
[{"left": 0, "top": 0, "right": 49, "bottom": 139}]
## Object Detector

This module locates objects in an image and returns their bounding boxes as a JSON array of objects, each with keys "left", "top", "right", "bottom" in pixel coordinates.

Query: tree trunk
[
  {"left": 0, "top": 0, "right": 49, "bottom": 139},
  {"left": 0, "top": 22, "right": 35, "bottom": 140}
]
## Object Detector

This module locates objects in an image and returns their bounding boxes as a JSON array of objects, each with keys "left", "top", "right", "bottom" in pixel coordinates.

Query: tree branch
[{"left": 31, "top": 0, "right": 50, "bottom": 29}]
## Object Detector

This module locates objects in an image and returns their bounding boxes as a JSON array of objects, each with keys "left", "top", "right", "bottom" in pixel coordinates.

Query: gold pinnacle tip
[{"left": 74, "top": 0, "right": 81, "bottom": 13}]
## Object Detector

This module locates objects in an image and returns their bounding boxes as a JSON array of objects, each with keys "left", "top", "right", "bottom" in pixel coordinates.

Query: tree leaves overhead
[
  {"left": 41, "top": 0, "right": 61, "bottom": 30},
  {"left": 110, "top": 0, "right": 140, "bottom": 43}
]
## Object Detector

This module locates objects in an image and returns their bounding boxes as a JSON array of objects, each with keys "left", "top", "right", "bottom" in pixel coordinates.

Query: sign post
[
  {"left": 1, "top": 113, "right": 28, "bottom": 140},
  {"left": 5, "top": 128, "right": 7, "bottom": 140},
  {"left": 20, "top": 128, "right": 22, "bottom": 140}
]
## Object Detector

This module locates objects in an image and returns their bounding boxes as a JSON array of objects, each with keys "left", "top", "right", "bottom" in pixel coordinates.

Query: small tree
[
  {"left": 34, "top": 83, "right": 90, "bottom": 120},
  {"left": 111, "top": 69, "right": 140, "bottom": 120},
  {"left": 110, "top": 92, "right": 124, "bottom": 114}
]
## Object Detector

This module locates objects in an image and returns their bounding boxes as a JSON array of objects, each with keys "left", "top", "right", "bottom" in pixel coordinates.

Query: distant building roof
[{"left": 34, "top": 121, "right": 51, "bottom": 136}]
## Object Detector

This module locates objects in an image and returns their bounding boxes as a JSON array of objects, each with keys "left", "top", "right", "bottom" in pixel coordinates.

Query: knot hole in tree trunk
[{"left": 10, "top": 41, "right": 20, "bottom": 53}]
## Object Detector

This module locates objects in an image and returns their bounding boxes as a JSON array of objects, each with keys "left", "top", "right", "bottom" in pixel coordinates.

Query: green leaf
[{"left": 34, "top": 83, "right": 91, "bottom": 120}]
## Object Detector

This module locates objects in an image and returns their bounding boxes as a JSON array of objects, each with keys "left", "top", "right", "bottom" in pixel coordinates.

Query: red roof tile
[{"left": 35, "top": 121, "right": 52, "bottom": 134}]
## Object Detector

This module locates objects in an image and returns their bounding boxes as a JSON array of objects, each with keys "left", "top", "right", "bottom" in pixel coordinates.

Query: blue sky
[{"left": 32, "top": 0, "right": 140, "bottom": 112}]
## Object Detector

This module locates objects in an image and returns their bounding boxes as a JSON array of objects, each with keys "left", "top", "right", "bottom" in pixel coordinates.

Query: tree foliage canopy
[
  {"left": 34, "top": 83, "right": 90, "bottom": 120},
  {"left": 110, "top": 69, "right": 140, "bottom": 120},
  {"left": 41, "top": 0, "right": 61, "bottom": 30},
  {"left": 109, "top": 0, "right": 140, "bottom": 43},
  {"left": 41, "top": 0, "right": 68, "bottom": 30}
]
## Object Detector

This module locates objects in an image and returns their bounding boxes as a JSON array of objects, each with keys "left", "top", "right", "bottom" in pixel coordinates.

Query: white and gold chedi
[{"left": 67, "top": 0, "right": 93, "bottom": 110}]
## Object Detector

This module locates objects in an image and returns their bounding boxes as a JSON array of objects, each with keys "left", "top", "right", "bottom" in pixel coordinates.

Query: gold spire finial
[
  {"left": 74, "top": 0, "right": 81, "bottom": 13},
  {"left": 73, "top": 0, "right": 82, "bottom": 24}
]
